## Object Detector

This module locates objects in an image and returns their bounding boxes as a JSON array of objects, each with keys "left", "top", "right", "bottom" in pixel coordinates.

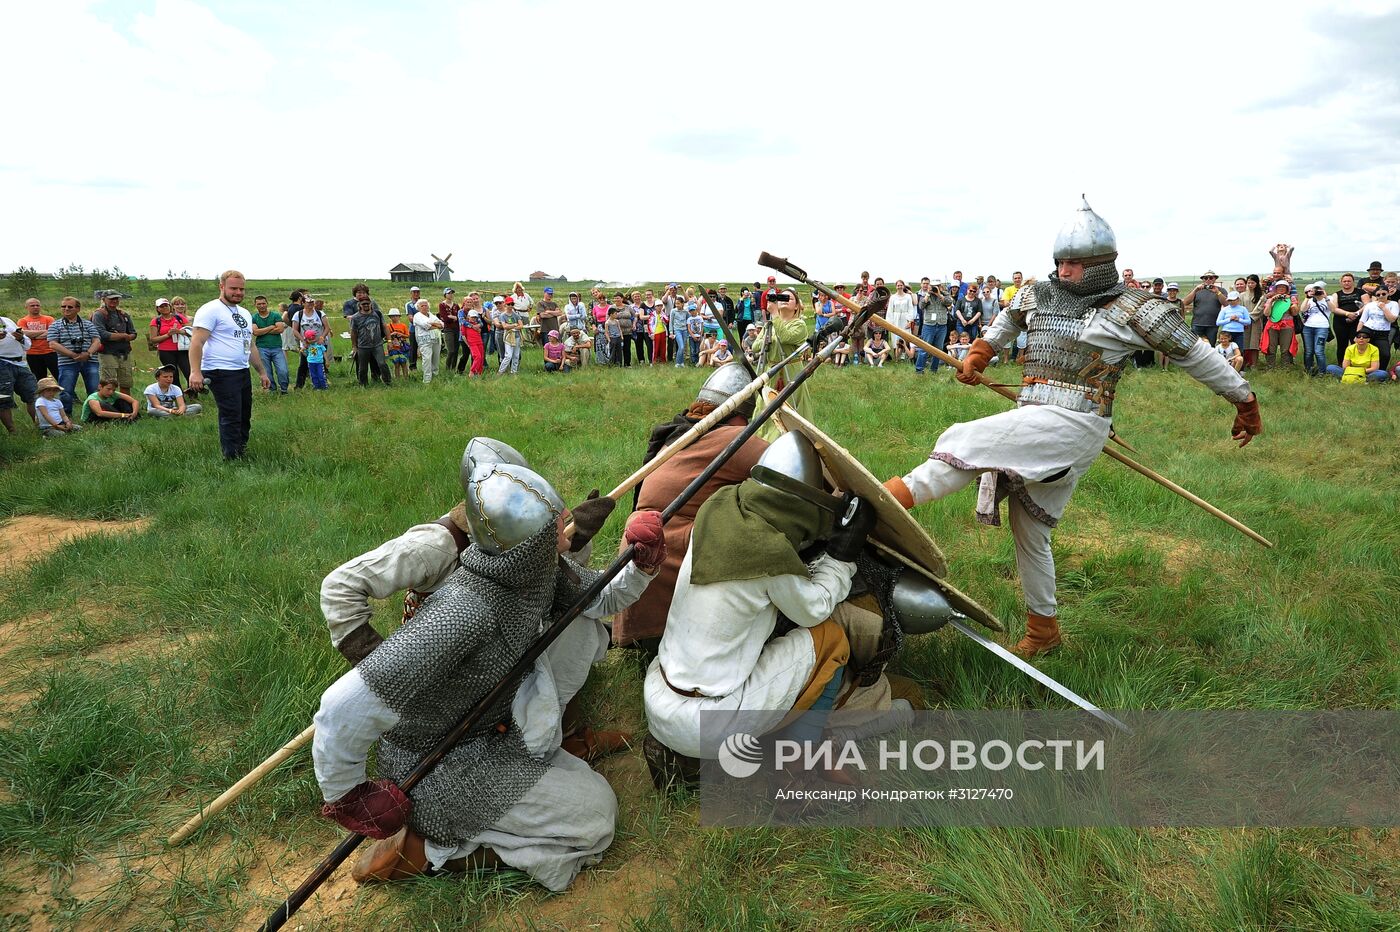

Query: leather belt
[{"left": 660, "top": 666, "right": 709, "bottom": 699}]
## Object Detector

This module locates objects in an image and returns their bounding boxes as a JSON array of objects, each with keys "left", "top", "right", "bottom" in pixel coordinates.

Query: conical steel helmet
[
  {"left": 460, "top": 437, "right": 530, "bottom": 496},
  {"left": 890, "top": 573, "right": 954, "bottom": 634},
  {"left": 753, "top": 430, "right": 823, "bottom": 490},
  {"left": 462, "top": 462, "right": 564, "bottom": 555},
  {"left": 696, "top": 362, "right": 752, "bottom": 410},
  {"left": 1052, "top": 195, "right": 1117, "bottom": 262}
]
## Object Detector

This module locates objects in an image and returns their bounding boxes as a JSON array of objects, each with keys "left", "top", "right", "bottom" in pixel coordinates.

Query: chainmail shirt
[{"left": 357, "top": 522, "right": 597, "bottom": 847}]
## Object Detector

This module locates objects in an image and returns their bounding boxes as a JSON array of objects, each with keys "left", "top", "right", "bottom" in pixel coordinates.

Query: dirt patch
[
  {"left": 1057, "top": 514, "right": 1205, "bottom": 575},
  {"left": 0, "top": 516, "right": 150, "bottom": 574}
]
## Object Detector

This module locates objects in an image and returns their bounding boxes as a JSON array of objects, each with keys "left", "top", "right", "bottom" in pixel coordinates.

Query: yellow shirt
[{"left": 1341, "top": 342, "right": 1379, "bottom": 383}]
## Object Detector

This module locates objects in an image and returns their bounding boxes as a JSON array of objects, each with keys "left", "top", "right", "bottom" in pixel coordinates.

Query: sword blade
[{"left": 946, "top": 617, "right": 1132, "bottom": 734}]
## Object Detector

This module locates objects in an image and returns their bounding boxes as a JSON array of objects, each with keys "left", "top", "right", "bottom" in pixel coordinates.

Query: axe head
[{"left": 757, "top": 252, "right": 809, "bottom": 283}]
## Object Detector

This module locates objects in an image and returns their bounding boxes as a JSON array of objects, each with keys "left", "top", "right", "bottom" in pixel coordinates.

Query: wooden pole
[
  {"left": 167, "top": 724, "right": 315, "bottom": 846},
  {"left": 1099, "top": 445, "right": 1273, "bottom": 548}
]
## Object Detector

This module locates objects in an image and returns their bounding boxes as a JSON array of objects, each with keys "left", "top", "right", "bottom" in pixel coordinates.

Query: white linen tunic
[
  {"left": 644, "top": 548, "right": 856, "bottom": 759},
  {"left": 313, "top": 561, "right": 651, "bottom": 891}
]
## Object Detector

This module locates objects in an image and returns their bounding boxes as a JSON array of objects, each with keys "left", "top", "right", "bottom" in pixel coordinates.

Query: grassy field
[{"left": 0, "top": 322, "right": 1397, "bottom": 929}]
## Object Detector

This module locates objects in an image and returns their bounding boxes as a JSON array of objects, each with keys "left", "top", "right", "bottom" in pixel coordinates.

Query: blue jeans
[
  {"left": 56, "top": 358, "right": 100, "bottom": 414},
  {"left": 258, "top": 347, "right": 288, "bottom": 392},
  {"left": 674, "top": 332, "right": 689, "bottom": 366},
  {"left": 1325, "top": 365, "right": 1387, "bottom": 381},
  {"left": 1302, "top": 326, "right": 1329, "bottom": 373},
  {"left": 915, "top": 323, "right": 948, "bottom": 372}
]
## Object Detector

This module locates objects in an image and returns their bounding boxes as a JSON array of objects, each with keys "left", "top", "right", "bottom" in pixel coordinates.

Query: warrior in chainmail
[
  {"left": 882, "top": 198, "right": 1262, "bottom": 657},
  {"left": 318, "top": 437, "right": 622, "bottom": 761},
  {"left": 312, "top": 461, "right": 664, "bottom": 891}
]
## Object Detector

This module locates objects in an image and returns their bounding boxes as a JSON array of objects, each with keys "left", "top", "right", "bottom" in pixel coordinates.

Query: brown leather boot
[
  {"left": 352, "top": 827, "right": 430, "bottom": 883},
  {"left": 561, "top": 725, "right": 632, "bottom": 763},
  {"left": 1012, "top": 612, "right": 1062, "bottom": 658},
  {"left": 885, "top": 673, "right": 926, "bottom": 710}
]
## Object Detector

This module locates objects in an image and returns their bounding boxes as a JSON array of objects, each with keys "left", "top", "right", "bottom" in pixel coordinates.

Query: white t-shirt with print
[
  {"left": 193, "top": 299, "right": 253, "bottom": 370},
  {"left": 144, "top": 381, "right": 184, "bottom": 412}
]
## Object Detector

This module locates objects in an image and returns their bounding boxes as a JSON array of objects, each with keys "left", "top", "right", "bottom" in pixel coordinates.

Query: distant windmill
[{"left": 431, "top": 252, "right": 454, "bottom": 282}]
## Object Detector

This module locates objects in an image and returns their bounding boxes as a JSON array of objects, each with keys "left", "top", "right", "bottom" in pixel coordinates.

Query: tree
[{"left": 5, "top": 266, "right": 42, "bottom": 300}]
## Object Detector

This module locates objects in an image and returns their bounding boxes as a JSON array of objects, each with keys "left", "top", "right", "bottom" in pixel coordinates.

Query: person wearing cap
[
  {"left": 92, "top": 290, "right": 137, "bottom": 394},
  {"left": 1361, "top": 261, "right": 1385, "bottom": 292},
  {"left": 1298, "top": 281, "right": 1334, "bottom": 376},
  {"left": 1215, "top": 290, "right": 1250, "bottom": 353},
  {"left": 760, "top": 275, "right": 781, "bottom": 314},
  {"left": 536, "top": 288, "right": 560, "bottom": 346},
  {"left": 19, "top": 298, "right": 58, "bottom": 382},
  {"left": 33, "top": 376, "right": 79, "bottom": 437},
  {"left": 1259, "top": 279, "right": 1296, "bottom": 368},
  {"left": 497, "top": 297, "right": 525, "bottom": 375},
  {"left": 250, "top": 294, "right": 290, "bottom": 394},
  {"left": 437, "top": 289, "right": 461, "bottom": 373},
  {"left": 542, "top": 330, "right": 567, "bottom": 373},
  {"left": 563, "top": 327, "right": 590, "bottom": 369},
  {"left": 405, "top": 286, "right": 422, "bottom": 370},
  {"left": 1184, "top": 271, "right": 1225, "bottom": 344},
  {"left": 385, "top": 308, "right": 411, "bottom": 380}
]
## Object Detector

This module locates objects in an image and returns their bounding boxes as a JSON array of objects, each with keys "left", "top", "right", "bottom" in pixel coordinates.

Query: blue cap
[
  {"left": 484, "top": 301, "right": 495, "bottom": 309},
  {"left": 543, "top": 287, "right": 554, "bottom": 294}
]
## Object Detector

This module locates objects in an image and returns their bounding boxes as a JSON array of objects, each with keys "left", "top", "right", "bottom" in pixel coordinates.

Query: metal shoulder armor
[
  {"left": 1006, "top": 283, "right": 1036, "bottom": 328},
  {"left": 1104, "top": 290, "right": 1197, "bottom": 358}
]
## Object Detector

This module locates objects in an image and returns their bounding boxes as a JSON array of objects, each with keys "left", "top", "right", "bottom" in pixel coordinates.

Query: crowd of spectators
[{"left": 5, "top": 248, "right": 1395, "bottom": 440}]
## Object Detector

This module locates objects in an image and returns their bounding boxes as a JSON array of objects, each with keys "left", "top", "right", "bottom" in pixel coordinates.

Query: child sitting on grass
[
  {"left": 82, "top": 379, "right": 138, "bottom": 424},
  {"left": 34, "top": 377, "right": 81, "bottom": 437},
  {"left": 144, "top": 365, "right": 203, "bottom": 417}
]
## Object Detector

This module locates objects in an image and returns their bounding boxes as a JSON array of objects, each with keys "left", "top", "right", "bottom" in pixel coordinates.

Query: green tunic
[{"left": 756, "top": 314, "right": 813, "bottom": 443}]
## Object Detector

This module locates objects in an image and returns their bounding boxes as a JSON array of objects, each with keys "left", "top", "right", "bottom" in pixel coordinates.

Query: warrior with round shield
[{"left": 882, "top": 199, "right": 1261, "bottom": 657}]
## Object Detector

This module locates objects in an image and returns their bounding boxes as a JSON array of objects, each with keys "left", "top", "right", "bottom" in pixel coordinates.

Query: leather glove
[
  {"left": 569, "top": 489, "right": 616, "bottom": 553},
  {"left": 321, "top": 778, "right": 412, "bottom": 839},
  {"left": 1231, "top": 393, "right": 1262, "bottom": 447},
  {"left": 955, "top": 338, "right": 996, "bottom": 386},
  {"left": 825, "top": 496, "right": 878, "bottom": 563},
  {"left": 882, "top": 476, "right": 915, "bottom": 510},
  {"left": 624, "top": 510, "right": 666, "bottom": 572},
  {"left": 336, "top": 623, "right": 385, "bottom": 665}
]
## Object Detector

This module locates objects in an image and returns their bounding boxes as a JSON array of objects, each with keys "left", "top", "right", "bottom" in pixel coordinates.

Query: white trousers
[
  {"left": 906, "top": 459, "right": 1057, "bottom": 616},
  {"left": 499, "top": 343, "right": 520, "bottom": 374},
  {"left": 418, "top": 340, "right": 440, "bottom": 383}
]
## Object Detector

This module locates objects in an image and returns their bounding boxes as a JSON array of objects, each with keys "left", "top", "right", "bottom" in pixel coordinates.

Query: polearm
[
  {"left": 695, "top": 285, "right": 758, "bottom": 379},
  {"left": 177, "top": 339, "right": 819, "bottom": 847},
  {"left": 168, "top": 726, "right": 314, "bottom": 846},
  {"left": 259, "top": 293, "right": 881, "bottom": 932},
  {"left": 757, "top": 253, "right": 1273, "bottom": 550}
]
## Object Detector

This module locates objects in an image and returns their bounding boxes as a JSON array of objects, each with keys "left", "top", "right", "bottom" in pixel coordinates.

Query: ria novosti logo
[{"left": 717, "top": 733, "right": 764, "bottom": 778}]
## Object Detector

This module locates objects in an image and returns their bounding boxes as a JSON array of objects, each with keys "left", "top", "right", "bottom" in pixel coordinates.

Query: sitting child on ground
[
  {"left": 145, "top": 365, "right": 203, "bottom": 416},
  {"left": 34, "top": 378, "right": 81, "bottom": 437}
]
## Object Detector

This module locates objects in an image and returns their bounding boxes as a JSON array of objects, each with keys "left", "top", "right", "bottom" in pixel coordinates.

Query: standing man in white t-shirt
[{"left": 189, "top": 269, "right": 271, "bottom": 460}]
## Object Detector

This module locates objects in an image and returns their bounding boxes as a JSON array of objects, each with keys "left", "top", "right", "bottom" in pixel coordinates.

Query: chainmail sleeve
[{"left": 983, "top": 287, "right": 1031, "bottom": 353}]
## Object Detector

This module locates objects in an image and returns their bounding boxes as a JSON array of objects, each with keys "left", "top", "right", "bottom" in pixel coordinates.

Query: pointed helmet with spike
[{"left": 1052, "top": 195, "right": 1118, "bottom": 266}]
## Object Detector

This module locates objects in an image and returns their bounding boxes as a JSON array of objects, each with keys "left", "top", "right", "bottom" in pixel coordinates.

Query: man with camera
[{"left": 1184, "top": 271, "right": 1226, "bottom": 344}]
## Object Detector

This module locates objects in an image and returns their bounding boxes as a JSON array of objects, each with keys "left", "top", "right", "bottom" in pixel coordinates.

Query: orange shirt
[{"left": 22, "top": 314, "right": 53, "bottom": 354}]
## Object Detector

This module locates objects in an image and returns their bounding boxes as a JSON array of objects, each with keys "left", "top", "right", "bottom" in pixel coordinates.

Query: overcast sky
[{"left": 4, "top": 0, "right": 1398, "bottom": 284}]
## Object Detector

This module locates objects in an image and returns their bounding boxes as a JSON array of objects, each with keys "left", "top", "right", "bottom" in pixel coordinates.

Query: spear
[
  {"left": 258, "top": 292, "right": 881, "bottom": 932},
  {"left": 758, "top": 252, "right": 1273, "bottom": 549}
]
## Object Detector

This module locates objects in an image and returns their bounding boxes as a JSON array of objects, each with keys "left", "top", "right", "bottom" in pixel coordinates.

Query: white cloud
[{"left": 2, "top": 0, "right": 1397, "bottom": 283}]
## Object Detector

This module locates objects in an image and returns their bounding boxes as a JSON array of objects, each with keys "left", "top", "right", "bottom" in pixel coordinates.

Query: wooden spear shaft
[
  {"left": 866, "top": 311, "right": 1272, "bottom": 549},
  {"left": 168, "top": 725, "right": 315, "bottom": 846}
]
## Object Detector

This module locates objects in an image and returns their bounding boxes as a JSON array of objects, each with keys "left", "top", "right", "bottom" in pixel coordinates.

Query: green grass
[{"left": 0, "top": 345, "right": 1396, "bottom": 929}]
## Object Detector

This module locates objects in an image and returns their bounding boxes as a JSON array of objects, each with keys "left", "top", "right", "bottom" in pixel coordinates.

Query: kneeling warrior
[
  {"left": 313, "top": 461, "right": 665, "bottom": 890},
  {"left": 613, "top": 363, "right": 769, "bottom": 654},
  {"left": 319, "top": 436, "right": 623, "bottom": 759},
  {"left": 883, "top": 198, "right": 1262, "bottom": 657},
  {"left": 643, "top": 432, "right": 920, "bottom": 779}
]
